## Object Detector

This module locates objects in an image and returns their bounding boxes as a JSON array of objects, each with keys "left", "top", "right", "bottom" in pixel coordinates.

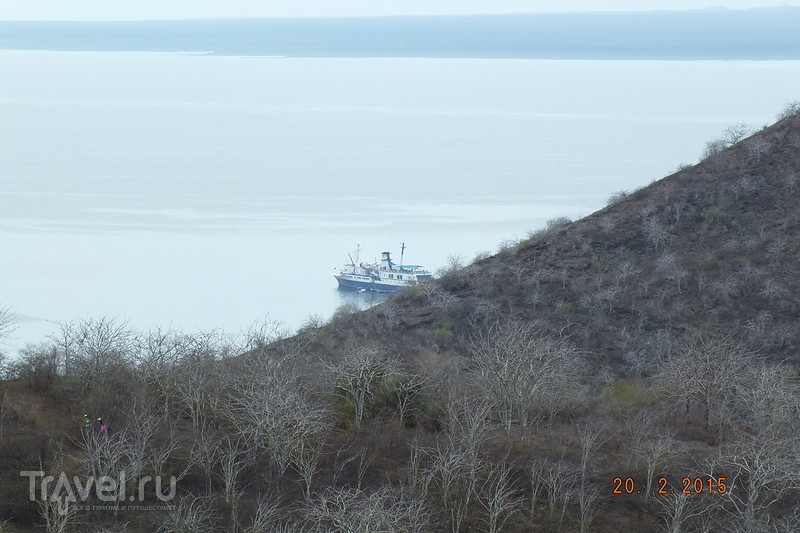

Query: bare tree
[
  {"left": 718, "top": 434, "right": 800, "bottom": 525},
  {"left": 644, "top": 438, "right": 677, "bottom": 504},
  {"left": 51, "top": 316, "right": 135, "bottom": 395},
  {"left": 577, "top": 483, "right": 601, "bottom": 533},
  {"left": 654, "top": 334, "right": 756, "bottom": 430},
  {"left": 0, "top": 390, "right": 8, "bottom": 447},
  {"left": 723, "top": 123, "right": 752, "bottom": 145},
  {"left": 326, "top": 348, "right": 388, "bottom": 429},
  {"left": 435, "top": 254, "right": 466, "bottom": 278},
  {"left": 303, "top": 485, "right": 429, "bottom": 533},
  {"left": 238, "top": 315, "right": 289, "bottom": 356},
  {"left": 133, "top": 327, "right": 186, "bottom": 421},
  {"left": 215, "top": 435, "right": 255, "bottom": 532},
  {"left": 226, "top": 356, "right": 327, "bottom": 485},
  {"left": 702, "top": 138, "right": 732, "bottom": 176},
  {"left": 423, "top": 442, "right": 482, "bottom": 533},
  {"left": 291, "top": 437, "right": 326, "bottom": 502},
  {"left": 776, "top": 100, "right": 800, "bottom": 120},
  {"left": 643, "top": 218, "right": 671, "bottom": 250},
  {"left": 440, "top": 388, "right": 492, "bottom": 456},
  {"left": 34, "top": 441, "right": 80, "bottom": 533},
  {"left": 190, "top": 428, "right": 222, "bottom": 497},
  {"left": 577, "top": 420, "right": 608, "bottom": 488},
  {"left": 0, "top": 305, "right": 15, "bottom": 349},
  {"left": 734, "top": 362, "right": 800, "bottom": 437},
  {"left": 159, "top": 495, "right": 218, "bottom": 533},
  {"left": 541, "top": 460, "right": 579, "bottom": 524},
  {"left": 478, "top": 461, "right": 522, "bottom": 533},
  {"left": 37, "top": 497, "right": 79, "bottom": 533},
  {"left": 747, "top": 134, "right": 772, "bottom": 162},
  {"left": 243, "top": 492, "right": 300, "bottom": 533},
  {"left": 171, "top": 331, "right": 233, "bottom": 433},
  {"left": 468, "top": 319, "right": 586, "bottom": 439},
  {"left": 657, "top": 491, "right": 712, "bottom": 533},
  {"left": 388, "top": 372, "right": 426, "bottom": 424},
  {"left": 525, "top": 458, "right": 549, "bottom": 527}
]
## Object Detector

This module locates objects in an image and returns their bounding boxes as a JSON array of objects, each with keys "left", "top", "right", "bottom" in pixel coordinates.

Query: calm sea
[{"left": 2, "top": 51, "right": 799, "bottom": 353}]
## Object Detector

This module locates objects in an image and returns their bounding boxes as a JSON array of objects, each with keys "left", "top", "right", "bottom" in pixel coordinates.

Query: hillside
[
  {"left": 1, "top": 105, "right": 799, "bottom": 532},
  {"left": 348, "top": 104, "right": 800, "bottom": 372}
]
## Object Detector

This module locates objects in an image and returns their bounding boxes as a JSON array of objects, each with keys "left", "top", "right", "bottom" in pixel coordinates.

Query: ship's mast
[
  {"left": 400, "top": 242, "right": 406, "bottom": 270},
  {"left": 347, "top": 242, "right": 361, "bottom": 273}
]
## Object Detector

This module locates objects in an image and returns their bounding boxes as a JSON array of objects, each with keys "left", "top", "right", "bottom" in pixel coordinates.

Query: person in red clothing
[{"left": 97, "top": 417, "right": 107, "bottom": 436}]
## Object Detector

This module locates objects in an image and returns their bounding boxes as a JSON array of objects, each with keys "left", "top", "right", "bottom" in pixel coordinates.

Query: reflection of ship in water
[
  {"left": 336, "top": 284, "right": 391, "bottom": 312},
  {"left": 334, "top": 243, "right": 432, "bottom": 293}
]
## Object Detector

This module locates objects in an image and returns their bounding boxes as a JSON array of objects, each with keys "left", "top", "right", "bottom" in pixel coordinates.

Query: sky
[{"left": 1, "top": 0, "right": 799, "bottom": 20}]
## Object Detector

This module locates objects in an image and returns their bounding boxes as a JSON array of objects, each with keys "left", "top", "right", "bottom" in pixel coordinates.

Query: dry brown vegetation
[{"left": 1, "top": 104, "right": 800, "bottom": 532}]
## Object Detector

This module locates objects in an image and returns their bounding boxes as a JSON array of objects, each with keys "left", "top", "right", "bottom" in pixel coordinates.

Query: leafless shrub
[
  {"left": 703, "top": 138, "right": 728, "bottom": 159},
  {"left": 655, "top": 253, "right": 687, "bottom": 294},
  {"left": 643, "top": 218, "right": 671, "bottom": 250},
  {"left": 478, "top": 461, "right": 523, "bottom": 533},
  {"left": 227, "top": 356, "right": 327, "bottom": 483},
  {"left": 0, "top": 390, "right": 10, "bottom": 447},
  {"left": 784, "top": 171, "right": 798, "bottom": 191},
  {"left": 243, "top": 492, "right": 283, "bottom": 533},
  {"left": 776, "top": 100, "right": 800, "bottom": 120},
  {"left": 747, "top": 135, "right": 772, "bottom": 162},
  {"left": 473, "top": 250, "right": 493, "bottom": 262},
  {"left": 598, "top": 217, "right": 615, "bottom": 234},
  {"left": 37, "top": 496, "right": 78, "bottom": 533},
  {"left": 711, "top": 276, "right": 738, "bottom": 303},
  {"left": 215, "top": 436, "right": 255, "bottom": 530},
  {"left": 654, "top": 333, "right": 758, "bottom": 430},
  {"left": 759, "top": 279, "right": 787, "bottom": 303},
  {"left": 330, "top": 301, "right": 361, "bottom": 323},
  {"left": 468, "top": 298, "right": 498, "bottom": 326},
  {"left": 326, "top": 348, "right": 391, "bottom": 429},
  {"left": 703, "top": 138, "right": 732, "bottom": 175},
  {"left": 467, "top": 320, "right": 586, "bottom": 439},
  {"left": 424, "top": 441, "right": 483, "bottom": 533},
  {"left": 734, "top": 362, "right": 800, "bottom": 436},
  {"left": 717, "top": 434, "right": 800, "bottom": 525},
  {"left": 614, "top": 261, "right": 640, "bottom": 283},
  {"left": 303, "top": 485, "right": 430, "bottom": 533},
  {"left": 723, "top": 122, "right": 752, "bottom": 145},
  {"left": 525, "top": 458, "right": 549, "bottom": 526},
  {"left": 435, "top": 254, "right": 466, "bottom": 277},
  {"left": 158, "top": 495, "right": 218, "bottom": 533},
  {"left": 669, "top": 199, "right": 688, "bottom": 224},
  {"left": 439, "top": 389, "right": 492, "bottom": 455},
  {"left": 656, "top": 491, "right": 714, "bottom": 533},
  {"left": 541, "top": 461, "right": 579, "bottom": 523},
  {"left": 238, "top": 315, "right": 288, "bottom": 354},
  {"left": 577, "top": 483, "right": 601, "bottom": 533},
  {"left": 577, "top": 420, "right": 608, "bottom": 487},
  {"left": 292, "top": 437, "right": 327, "bottom": 502},
  {"left": 424, "top": 283, "right": 458, "bottom": 313},
  {"left": 33, "top": 441, "right": 80, "bottom": 533},
  {"left": 172, "top": 343, "right": 228, "bottom": 434},
  {"left": 0, "top": 305, "right": 15, "bottom": 348},
  {"left": 497, "top": 237, "right": 521, "bottom": 254},
  {"left": 606, "top": 190, "right": 628, "bottom": 206},
  {"left": 632, "top": 430, "right": 675, "bottom": 502},
  {"left": 546, "top": 216, "right": 572, "bottom": 231}
]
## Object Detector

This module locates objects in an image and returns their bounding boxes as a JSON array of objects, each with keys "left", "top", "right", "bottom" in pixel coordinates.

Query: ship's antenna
[{"left": 400, "top": 242, "right": 406, "bottom": 270}]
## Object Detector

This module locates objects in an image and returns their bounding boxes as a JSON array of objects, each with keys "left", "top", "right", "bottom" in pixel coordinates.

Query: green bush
[{"left": 600, "top": 379, "right": 652, "bottom": 419}]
